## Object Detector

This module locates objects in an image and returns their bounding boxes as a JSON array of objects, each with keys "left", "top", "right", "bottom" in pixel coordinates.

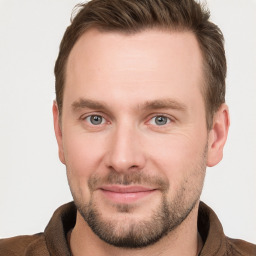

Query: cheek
[
  {"left": 147, "top": 131, "right": 207, "bottom": 186},
  {"left": 62, "top": 130, "right": 107, "bottom": 196}
]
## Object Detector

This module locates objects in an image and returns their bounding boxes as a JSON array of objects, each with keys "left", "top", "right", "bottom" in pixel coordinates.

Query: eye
[
  {"left": 85, "top": 115, "right": 106, "bottom": 125},
  {"left": 149, "top": 115, "right": 171, "bottom": 126}
]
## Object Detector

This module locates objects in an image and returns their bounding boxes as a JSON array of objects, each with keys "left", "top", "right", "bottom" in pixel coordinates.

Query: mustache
[{"left": 88, "top": 171, "right": 169, "bottom": 192}]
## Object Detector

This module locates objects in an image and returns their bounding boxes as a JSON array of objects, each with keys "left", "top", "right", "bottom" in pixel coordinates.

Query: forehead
[{"left": 64, "top": 28, "right": 204, "bottom": 111}]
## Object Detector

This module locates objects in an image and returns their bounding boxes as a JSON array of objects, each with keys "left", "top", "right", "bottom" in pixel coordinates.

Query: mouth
[{"left": 98, "top": 185, "right": 157, "bottom": 204}]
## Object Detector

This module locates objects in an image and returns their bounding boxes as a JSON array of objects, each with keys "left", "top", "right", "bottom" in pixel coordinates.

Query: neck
[{"left": 70, "top": 202, "right": 202, "bottom": 256}]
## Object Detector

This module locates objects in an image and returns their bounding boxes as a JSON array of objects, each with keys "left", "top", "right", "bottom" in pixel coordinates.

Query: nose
[{"left": 105, "top": 123, "right": 146, "bottom": 173}]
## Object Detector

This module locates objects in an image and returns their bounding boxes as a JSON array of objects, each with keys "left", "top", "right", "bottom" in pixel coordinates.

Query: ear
[
  {"left": 52, "top": 101, "right": 66, "bottom": 164},
  {"left": 207, "top": 103, "right": 230, "bottom": 167}
]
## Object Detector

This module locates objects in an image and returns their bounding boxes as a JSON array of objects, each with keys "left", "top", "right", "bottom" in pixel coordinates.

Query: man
[{"left": 0, "top": 0, "right": 255, "bottom": 255}]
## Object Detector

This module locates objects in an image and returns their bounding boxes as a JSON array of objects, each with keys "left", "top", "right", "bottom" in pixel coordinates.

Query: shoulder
[
  {"left": 226, "top": 237, "right": 256, "bottom": 256},
  {"left": 0, "top": 233, "right": 49, "bottom": 256},
  {"left": 198, "top": 202, "right": 256, "bottom": 256}
]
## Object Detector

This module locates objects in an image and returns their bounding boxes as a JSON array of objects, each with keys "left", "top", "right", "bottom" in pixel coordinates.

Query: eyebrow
[
  {"left": 72, "top": 98, "right": 108, "bottom": 112},
  {"left": 71, "top": 98, "right": 187, "bottom": 112},
  {"left": 141, "top": 99, "right": 187, "bottom": 112}
]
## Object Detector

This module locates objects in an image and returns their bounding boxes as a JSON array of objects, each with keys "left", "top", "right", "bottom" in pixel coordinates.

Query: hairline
[{"left": 58, "top": 26, "right": 213, "bottom": 130}]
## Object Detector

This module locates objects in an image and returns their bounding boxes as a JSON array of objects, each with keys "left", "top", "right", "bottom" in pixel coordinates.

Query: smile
[{"left": 99, "top": 185, "right": 157, "bottom": 204}]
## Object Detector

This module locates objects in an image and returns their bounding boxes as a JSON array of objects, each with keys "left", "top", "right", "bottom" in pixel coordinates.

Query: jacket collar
[{"left": 44, "top": 201, "right": 227, "bottom": 256}]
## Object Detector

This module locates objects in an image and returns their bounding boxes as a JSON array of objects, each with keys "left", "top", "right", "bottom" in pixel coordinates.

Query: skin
[{"left": 53, "top": 29, "right": 229, "bottom": 256}]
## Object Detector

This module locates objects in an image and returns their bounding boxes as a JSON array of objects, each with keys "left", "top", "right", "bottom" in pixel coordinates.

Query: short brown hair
[{"left": 54, "top": 0, "right": 226, "bottom": 129}]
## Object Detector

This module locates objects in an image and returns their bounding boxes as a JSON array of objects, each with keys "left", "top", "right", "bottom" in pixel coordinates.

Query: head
[
  {"left": 53, "top": 0, "right": 229, "bottom": 249},
  {"left": 55, "top": 0, "right": 227, "bottom": 130}
]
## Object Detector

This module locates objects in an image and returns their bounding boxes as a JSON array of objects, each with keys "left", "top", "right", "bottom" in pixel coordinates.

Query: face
[{"left": 55, "top": 29, "right": 210, "bottom": 248}]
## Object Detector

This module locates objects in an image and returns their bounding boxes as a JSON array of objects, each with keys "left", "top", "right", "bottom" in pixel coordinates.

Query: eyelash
[
  {"left": 146, "top": 114, "right": 173, "bottom": 127},
  {"left": 80, "top": 113, "right": 174, "bottom": 128},
  {"left": 81, "top": 113, "right": 108, "bottom": 126}
]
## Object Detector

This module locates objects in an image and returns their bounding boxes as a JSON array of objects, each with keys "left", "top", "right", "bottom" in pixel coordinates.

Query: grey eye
[
  {"left": 150, "top": 116, "right": 170, "bottom": 126},
  {"left": 87, "top": 115, "right": 105, "bottom": 125}
]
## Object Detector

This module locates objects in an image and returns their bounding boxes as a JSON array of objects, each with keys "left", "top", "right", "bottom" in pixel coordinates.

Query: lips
[
  {"left": 100, "top": 185, "right": 155, "bottom": 193},
  {"left": 99, "top": 185, "right": 156, "bottom": 203}
]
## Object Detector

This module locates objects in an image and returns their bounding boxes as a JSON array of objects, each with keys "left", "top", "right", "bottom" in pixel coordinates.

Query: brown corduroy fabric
[{"left": 0, "top": 201, "right": 255, "bottom": 256}]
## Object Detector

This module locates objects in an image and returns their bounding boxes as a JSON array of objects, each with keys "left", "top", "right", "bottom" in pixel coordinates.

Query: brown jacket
[{"left": 0, "top": 202, "right": 255, "bottom": 256}]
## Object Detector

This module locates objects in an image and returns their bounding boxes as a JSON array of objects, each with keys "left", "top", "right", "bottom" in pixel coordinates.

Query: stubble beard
[
  {"left": 71, "top": 167, "right": 205, "bottom": 248},
  {"left": 75, "top": 189, "right": 199, "bottom": 249},
  {"left": 69, "top": 145, "right": 207, "bottom": 249}
]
